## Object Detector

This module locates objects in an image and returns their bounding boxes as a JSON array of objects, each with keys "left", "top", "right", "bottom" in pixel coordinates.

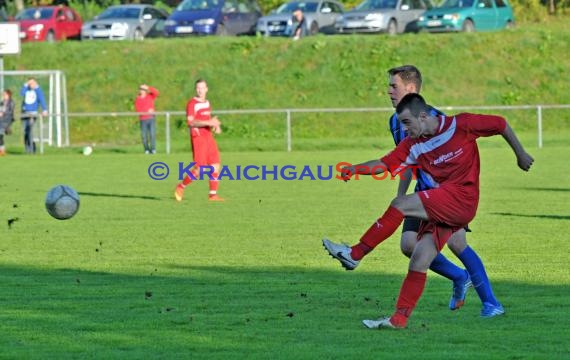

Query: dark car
[
  {"left": 417, "top": 0, "right": 514, "bottom": 32},
  {"left": 16, "top": 5, "right": 82, "bottom": 42},
  {"left": 164, "top": 0, "right": 262, "bottom": 36}
]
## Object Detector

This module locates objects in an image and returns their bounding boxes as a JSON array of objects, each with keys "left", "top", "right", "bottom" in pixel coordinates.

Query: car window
[
  {"left": 177, "top": 0, "right": 221, "bottom": 11},
  {"left": 495, "top": 0, "right": 507, "bottom": 6},
  {"left": 354, "top": 0, "right": 398, "bottom": 11},
  {"left": 64, "top": 9, "right": 74, "bottom": 20},
  {"left": 439, "top": 0, "right": 474, "bottom": 8},
  {"left": 477, "top": 0, "right": 492, "bottom": 8},
  {"left": 329, "top": 3, "right": 343, "bottom": 13},
  {"left": 98, "top": 7, "right": 142, "bottom": 19},
  {"left": 235, "top": 0, "right": 254, "bottom": 12},
  {"left": 56, "top": 9, "right": 65, "bottom": 18},
  {"left": 16, "top": 8, "right": 54, "bottom": 20},
  {"left": 325, "top": 1, "right": 343, "bottom": 12},
  {"left": 275, "top": 2, "right": 319, "bottom": 14},
  {"left": 223, "top": 0, "right": 238, "bottom": 12},
  {"left": 410, "top": 0, "right": 427, "bottom": 9},
  {"left": 147, "top": 8, "right": 166, "bottom": 19}
]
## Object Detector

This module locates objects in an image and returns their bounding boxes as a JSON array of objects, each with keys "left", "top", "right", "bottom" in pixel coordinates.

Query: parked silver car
[
  {"left": 81, "top": 4, "right": 168, "bottom": 40},
  {"left": 256, "top": 0, "right": 344, "bottom": 36},
  {"left": 335, "top": 0, "right": 433, "bottom": 35}
]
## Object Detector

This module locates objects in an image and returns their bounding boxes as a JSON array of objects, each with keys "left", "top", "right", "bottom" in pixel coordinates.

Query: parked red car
[{"left": 16, "top": 6, "right": 83, "bottom": 42}]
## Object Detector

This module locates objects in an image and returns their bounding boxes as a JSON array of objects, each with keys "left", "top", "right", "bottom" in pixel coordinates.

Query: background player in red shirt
[
  {"left": 134, "top": 84, "right": 159, "bottom": 154},
  {"left": 175, "top": 79, "right": 224, "bottom": 202},
  {"left": 323, "top": 93, "right": 534, "bottom": 329}
]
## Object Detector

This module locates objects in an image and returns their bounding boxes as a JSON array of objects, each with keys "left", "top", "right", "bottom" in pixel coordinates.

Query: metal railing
[{"left": 36, "top": 104, "right": 570, "bottom": 154}]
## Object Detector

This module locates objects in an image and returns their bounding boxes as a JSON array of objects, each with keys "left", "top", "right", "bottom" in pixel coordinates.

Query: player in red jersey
[
  {"left": 323, "top": 93, "right": 534, "bottom": 329},
  {"left": 175, "top": 79, "right": 224, "bottom": 202}
]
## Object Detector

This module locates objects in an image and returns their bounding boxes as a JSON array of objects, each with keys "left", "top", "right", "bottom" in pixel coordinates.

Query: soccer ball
[
  {"left": 45, "top": 185, "right": 80, "bottom": 220},
  {"left": 83, "top": 146, "right": 93, "bottom": 156}
]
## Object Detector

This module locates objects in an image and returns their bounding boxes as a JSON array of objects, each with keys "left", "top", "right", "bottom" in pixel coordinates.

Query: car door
[
  {"left": 221, "top": 0, "right": 242, "bottom": 34},
  {"left": 403, "top": 0, "right": 429, "bottom": 32},
  {"left": 472, "top": 0, "right": 496, "bottom": 30},
  {"left": 397, "top": 0, "right": 419, "bottom": 32},
  {"left": 493, "top": 0, "right": 512, "bottom": 28},
  {"left": 319, "top": 1, "right": 343, "bottom": 27},
  {"left": 235, "top": 0, "right": 261, "bottom": 34},
  {"left": 144, "top": 8, "right": 168, "bottom": 37}
]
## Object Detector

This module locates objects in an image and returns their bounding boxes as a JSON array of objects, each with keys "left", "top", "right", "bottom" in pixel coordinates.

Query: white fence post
[
  {"left": 537, "top": 105, "right": 543, "bottom": 149},
  {"left": 286, "top": 110, "right": 291, "bottom": 152},
  {"left": 166, "top": 112, "right": 171, "bottom": 155}
]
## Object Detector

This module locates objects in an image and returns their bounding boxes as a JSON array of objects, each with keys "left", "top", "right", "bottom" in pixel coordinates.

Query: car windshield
[
  {"left": 275, "top": 2, "right": 319, "bottom": 14},
  {"left": 98, "top": 7, "right": 142, "bottom": 19},
  {"left": 16, "top": 8, "right": 54, "bottom": 20},
  {"left": 354, "top": 0, "right": 398, "bottom": 10},
  {"left": 439, "top": 0, "right": 474, "bottom": 7},
  {"left": 176, "top": 0, "right": 222, "bottom": 11}
]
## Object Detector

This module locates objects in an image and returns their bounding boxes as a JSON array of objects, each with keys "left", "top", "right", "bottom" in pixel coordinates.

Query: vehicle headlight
[
  {"left": 29, "top": 24, "right": 44, "bottom": 32},
  {"left": 194, "top": 18, "right": 215, "bottom": 25},
  {"left": 418, "top": 16, "right": 425, "bottom": 21},
  {"left": 443, "top": 13, "right": 460, "bottom": 21},
  {"left": 165, "top": 20, "right": 177, "bottom": 26},
  {"left": 364, "top": 13, "right": 383, "bottom": 21}
]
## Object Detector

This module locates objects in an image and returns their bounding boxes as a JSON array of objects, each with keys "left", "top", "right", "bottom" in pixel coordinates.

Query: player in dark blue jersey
[{"left": 385, "top": 65, "right": 503, "bottom": 317}]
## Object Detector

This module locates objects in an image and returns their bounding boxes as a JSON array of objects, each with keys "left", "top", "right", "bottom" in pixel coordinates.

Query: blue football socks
[
  {"left": 429, "top": 253, "right": 468, "bottom": 283},
  {"left": 457, "top": 246, "right": 499, "bottom": 306}
]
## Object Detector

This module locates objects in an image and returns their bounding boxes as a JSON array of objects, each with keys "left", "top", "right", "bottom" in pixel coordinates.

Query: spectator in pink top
[{"left": 134, "top": 84, "right": 159, "bottom": 154}]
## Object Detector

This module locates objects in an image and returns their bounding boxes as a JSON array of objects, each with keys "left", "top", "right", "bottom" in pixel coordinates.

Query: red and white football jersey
[
  {"left": 382, "top": 113, "right": 507, "bottom": 199},
  {"left": 186, "top": 97, "right": 212, "bottom": 137}
]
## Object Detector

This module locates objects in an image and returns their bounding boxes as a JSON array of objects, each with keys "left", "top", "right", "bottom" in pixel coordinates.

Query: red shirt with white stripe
[
  {"left": 186, "top": 97, "right": 213, "bottom": 137},
  {"left": 382, "top": 113, "right": 507, "bottom": 200}
]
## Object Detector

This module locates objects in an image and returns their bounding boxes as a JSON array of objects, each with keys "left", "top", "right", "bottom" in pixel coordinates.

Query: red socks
[
  {"left": 209, "top": 172, "right": 219, "bottom": 194},
  {"left": 390, "top": 270, "right": 427, "bottom": 328},
  {"left": 350, "top": 206, "right": 404, "bottom": 260}
]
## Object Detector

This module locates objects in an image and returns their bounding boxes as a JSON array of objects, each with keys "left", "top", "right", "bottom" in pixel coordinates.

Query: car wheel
[
  {"left": 462, "top": 19, "right": 475, "bottom": 32},
  {"left": 309, "top": 21, "right": 319, "bottom": 35},
  {"left": 505, "top": 20, "right": 514, "bottom": 29},
  {"left": 387, "top": 19, "right": 397, "bottom": 36},
  {"left": 46, "top": 30, "right": 55, "bottom": 42},
  {"left": 133, "top": 28, "right": 144, "bottom": 41},
  {"left": 216, "top": 24, "right": 228, "bottom": 36}
]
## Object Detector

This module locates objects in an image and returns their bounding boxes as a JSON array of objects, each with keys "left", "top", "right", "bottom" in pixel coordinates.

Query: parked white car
[
  {"left": 335, "top": 0, "right": 433, "bottom": 35},
  {"left": 256, "top": 0, "right": 344, "bottom": 36},
  {"left": 81, "top": 4, "right": 168, "bottom": 40}
]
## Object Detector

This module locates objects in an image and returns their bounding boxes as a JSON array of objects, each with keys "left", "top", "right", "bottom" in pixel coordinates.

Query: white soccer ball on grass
[{"left": 45, "top": 185, "right": 80, "bottom": 220}]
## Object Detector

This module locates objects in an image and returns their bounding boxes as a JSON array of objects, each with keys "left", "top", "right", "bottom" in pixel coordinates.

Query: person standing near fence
[
  {"left": 0, "top": 89, "right": 15, "bottom": 156},
  {"left": 20, "top": 78, "right": 48, "bottom": 154},
  {"left": 134, "top": 84, "right": 159, "bottom": 154}
]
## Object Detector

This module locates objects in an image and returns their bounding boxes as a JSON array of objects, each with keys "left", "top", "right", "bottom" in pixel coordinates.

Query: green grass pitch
[{"left": 0, "top": 140, "right": 568, "bottom": 358}]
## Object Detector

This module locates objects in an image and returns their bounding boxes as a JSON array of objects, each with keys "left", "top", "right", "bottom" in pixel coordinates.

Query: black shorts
[{"left": 401, "top": 217, "right": 471, "bottom": 233}]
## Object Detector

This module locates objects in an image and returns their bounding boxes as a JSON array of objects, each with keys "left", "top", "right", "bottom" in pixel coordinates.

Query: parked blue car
[
  {"left": 416, "top": 0, "right": 514, "bottom": 32},
  {"left": 164, "top": 0, "right": 262, "bottom": 36}
]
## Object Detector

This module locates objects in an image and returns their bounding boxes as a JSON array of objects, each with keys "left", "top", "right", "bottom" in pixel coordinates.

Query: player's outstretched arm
[
  {"left": 502, "top": 123, "right": 534, "bottom": 171},
  {"left": 397, "top": 168, "right": 414, "bottom": 196},
  {"left": 340, "top": 159, "right": 388, "bottom": 181}
]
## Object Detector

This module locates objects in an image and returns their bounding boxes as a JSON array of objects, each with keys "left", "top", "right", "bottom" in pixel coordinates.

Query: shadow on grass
[
  {"left": 522, "top": 187, "right": 570, "bottom": 192},
  {"left": 492, "top": 212, "right": 570, "bottom": 220},
  {"left": 0, "top": 264, "right": 568, "bottom": 358},
  {"left": 79, "top": 192, "right": 161, "bottom": 201}
]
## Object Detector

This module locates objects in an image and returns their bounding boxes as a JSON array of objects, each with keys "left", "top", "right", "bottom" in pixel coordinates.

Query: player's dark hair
[
  {"left": 4, "top": 89, "right": 11, "bottom": 97},
  {"left": 387, "top": 65, "right": 422, "bottom": 92},
  {"left": 195, "top": 78, "right": 207, "bottom": 86},
  {"left": 396, "top": 93, "right": 429, "bottom": 117}
]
